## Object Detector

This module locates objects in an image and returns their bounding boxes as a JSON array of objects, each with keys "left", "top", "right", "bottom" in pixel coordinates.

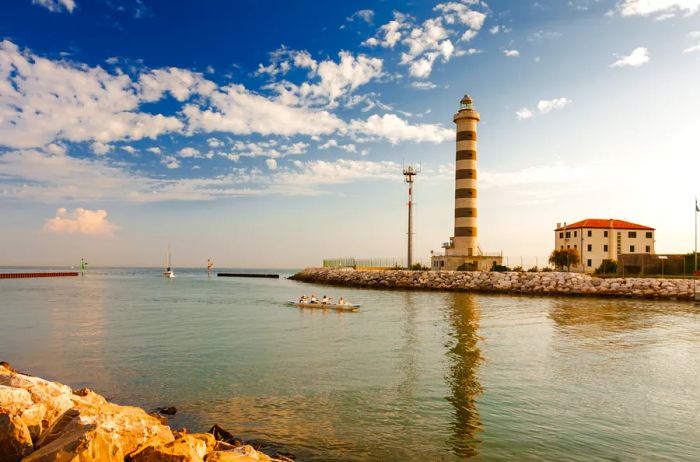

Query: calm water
[{"left": 1, "top": 267, "right": 699, "bottom": 461}]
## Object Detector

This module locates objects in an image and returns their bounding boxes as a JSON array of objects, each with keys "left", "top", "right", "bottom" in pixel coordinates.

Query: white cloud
[
  {"left": 162, "top": 155, "right": 180, "bottom": 169},
  {"left": 348, "top": 9, "right": 374, "bottom": 23},
  {"left": 489, "top": 25, "right": 500, "bottom": 34},
  {"left": 610, "top": 47, "right": 650, "bottom": 67},
  {"left": 32, "top": 0, "right": 75, "bottom": 13},
  {"left": 91, "top": 142, "right": 113, "bottom": 156},
  {"left": 364, "top": 4, "right": 487, "bottom": 78},
  {"left": 265, "top": 158, "right": 278, "bottom": 170},
  {"left": 183, "top": 84, "right": 345, "bottom": 137},
  {"left": 537, "top": 98, "right": 572, "bottom": 114},
  {"left": 318, "top": 139, "right": 338, "bottom": 149},
  {"left": 46, "top": 143, "right": 66, "bottom": 155},
  {"left": 516, "top": 108, "right": 534, "bottom": 120},
  {"left": 0, "top": 148, "right": 400, "bottom": 201},
  {"left": 350, "top": 113, "right": 452, "bottom": 144},
  {"left": 517, "top": 98, "right": 572, "bottom": 119},
  {"left": 44, "top": 207, "right": 117, "bottom": 236},
  {"left": 121, "top": 145, "right": 136, "bottom": 154},
  {"left": 138, "top": 67, "right": 216, "bottom": 102},
  {"left": 460, "top": 30, "right": 478, "bottom": 42},
  {"left": 0, "top": 40, "right": 183, "bottom": 149},
  {"left": 147, "top": 147, "right": 161, "bottom": 155},
  {"left": 264, "top": 51, "right": 384, "bottom": 108},
  {"left": 178, "top": 147, "right": 201, "bottom": 158},
  {"left": 611, "top": 0, "right": 700, "bottom": 18},
  {"left": 410, "top": 81, "right": 438, "bottom": 90},
  {"left": 682, "top": 43, "right": 700, "bottom": 53},
  {"left": 207, "top": 137, "right": 224, "bottom": 148},
  {"left": 363, "top": 12, "right": 409, "bottom": 48},
  {"left": 504, "top": 49, "right": 520, "bottom": 57}
]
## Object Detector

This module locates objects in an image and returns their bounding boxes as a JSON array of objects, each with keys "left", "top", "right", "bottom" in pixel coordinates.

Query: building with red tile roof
[{"left": 554, "top": 218, "right": 655, "bottom": 273}]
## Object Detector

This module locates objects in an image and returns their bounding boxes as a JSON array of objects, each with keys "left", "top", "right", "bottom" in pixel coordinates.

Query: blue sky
[{"left": 0, "top": 0, "right": 699, "bottom": 268}]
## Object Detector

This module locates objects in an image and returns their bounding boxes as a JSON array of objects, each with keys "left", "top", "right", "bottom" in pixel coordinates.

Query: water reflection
[
  {"left": 443, "top": 292, "right": 483, "bottom": 459},
  {"left": 548, "top": 298, "right": 699, "bottom": 345}
]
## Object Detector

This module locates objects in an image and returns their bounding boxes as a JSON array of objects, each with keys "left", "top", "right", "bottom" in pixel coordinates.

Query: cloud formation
[
  {"left": 363, "top": 1, "right": 488, "bottom": 78},
  {"left": 44, "top": 207, "right": 118, "bottom": 236},
  {"left": 32, "top": 0, "right": 75, "bottom": 13},
  {"left": 517, "top": 98, "right": 572, "bottom": 119},
  {"left": 610, "top": 47, "right": 650, "bottom": 67},
  {"left": 612, "top": 0, "right": 700, "bottom": 19}
]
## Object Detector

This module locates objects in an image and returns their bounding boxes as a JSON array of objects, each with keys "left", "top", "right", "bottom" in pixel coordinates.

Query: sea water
[{"left": 1, "top": 267, "right": 699, "bottom": 461}]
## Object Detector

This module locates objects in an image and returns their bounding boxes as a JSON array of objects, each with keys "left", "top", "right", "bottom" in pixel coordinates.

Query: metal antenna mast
[{"left": 403, "top": 165, "right": 419, "bottom": 268}]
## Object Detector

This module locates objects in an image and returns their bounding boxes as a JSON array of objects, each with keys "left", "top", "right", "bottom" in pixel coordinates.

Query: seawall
[{"left": 290, "top": 268, "right": 697, "bottom": 301}]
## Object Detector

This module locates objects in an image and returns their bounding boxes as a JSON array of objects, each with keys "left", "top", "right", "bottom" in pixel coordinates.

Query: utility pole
[{"left": 403, "top": 165, "right": 419, "bottom": 269}]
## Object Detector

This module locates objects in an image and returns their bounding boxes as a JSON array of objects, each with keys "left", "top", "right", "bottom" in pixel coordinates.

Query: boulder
[
  {"left": 0, "top": 412, "right": 34, "bottom": 462},
  {"left": 131, "top": 434, "right": 208, "bottom": 462},
  {"left": 25, "top": 400, "right": 174, "bottom": 461},
  {"left": 206, "top": 445, "right": 273, "bottom": 462},
  {"left": 0, "top": 367, "right": 74, "bottom": 428}
]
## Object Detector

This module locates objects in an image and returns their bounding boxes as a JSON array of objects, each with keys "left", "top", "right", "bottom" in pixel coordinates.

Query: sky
[{"left": 0, "top": 0, "right": 699, "bottom": 268}]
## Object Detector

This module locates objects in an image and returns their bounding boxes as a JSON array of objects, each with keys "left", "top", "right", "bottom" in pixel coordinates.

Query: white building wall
[{"left": 553, "top": 227, "right": 655, "bottom": 273}]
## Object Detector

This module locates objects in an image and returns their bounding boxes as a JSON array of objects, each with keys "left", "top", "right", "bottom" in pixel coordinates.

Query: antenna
[{"left": 403, "top": 164, "right": 421, "bottom": 268}]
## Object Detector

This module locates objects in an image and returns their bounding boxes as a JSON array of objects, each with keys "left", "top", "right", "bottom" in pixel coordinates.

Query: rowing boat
[{"left": 287, "top": 301, "right": 361, "bottom": 312}]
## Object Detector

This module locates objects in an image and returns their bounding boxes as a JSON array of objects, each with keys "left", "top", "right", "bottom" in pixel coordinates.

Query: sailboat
[{"left": 163, "top": 244, "right": 175, "bottom": 278}]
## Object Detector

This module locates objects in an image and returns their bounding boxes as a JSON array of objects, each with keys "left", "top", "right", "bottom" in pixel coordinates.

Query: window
[
  {"left": 587, "top": 230, "right": 592, "bottom": 237},
  {"left": 560, "top": 245, "right": 564, "bottom": 250},
  {"left": 646, "top": 245, "right": 650, "bottom": 252},
  {"left": 646, "top": 232, "right": 652, "bottom": 238},
  {"left": 565, "top": 231, "right": 571, "bottom": 238},
  {"left": 587, "top": 259, "right": 592, "bottom": 267},
  {"left": 567, "top": 245, "right": 570, "bottom": 249},
  {"left": 630, "top": 245, "right": 635, "bottom": 252},
  {"left": 604, "top": 244, "right": 608, "bottom": 252},
  {"left": 587, "top": 244, "right": 592, "bottom": 251},
  {"left": 628, "top": 231, "right": 637, "bottom": 238},
  {"left": 574, "top": 245, "right": 577, "bottom": 249},
  {"left": 604, "top": 231, "right": 608, "bottom": 237},
  {"left": 559, "top": 232, "right": 563, "bottom": 238},
  {"left": 574, "top": 231, "right": 577, "bottom": 237}
]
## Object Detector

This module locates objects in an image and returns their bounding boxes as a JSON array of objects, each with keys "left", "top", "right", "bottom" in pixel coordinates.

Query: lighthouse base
[{"left": 430, "top": 255, "right": 503, "bottom": 272}]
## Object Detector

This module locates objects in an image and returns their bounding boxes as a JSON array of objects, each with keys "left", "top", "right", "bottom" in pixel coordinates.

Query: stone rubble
[
  {"left": 290, "top": 268, "right": 696, "bottom": 300},
  {"left": 0, "top": 363, "right": 284, "bottom": 462}
]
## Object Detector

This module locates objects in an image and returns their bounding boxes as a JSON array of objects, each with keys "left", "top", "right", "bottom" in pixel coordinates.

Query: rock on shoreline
[
  {"left": 0, "top": 362, "right": 286, "bottom": 462},
  {"left": 290, "top": 268, "right": 697, "bottom": 301}
]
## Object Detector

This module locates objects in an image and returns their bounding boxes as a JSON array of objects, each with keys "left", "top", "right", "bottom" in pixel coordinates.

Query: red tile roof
[{"left": 555, "top": 219, "right": 654, "bottom": 231}]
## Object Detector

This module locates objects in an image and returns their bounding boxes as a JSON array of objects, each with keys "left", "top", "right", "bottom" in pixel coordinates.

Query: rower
[
  {"left": 310, "top": 294, "right": 318, "bottom": 304},
  {"left": 338, "top": 297, "right": 345, "bottom": 305},
  {"left": 321, "top": 295, "right": 330, "bottom": 304}
]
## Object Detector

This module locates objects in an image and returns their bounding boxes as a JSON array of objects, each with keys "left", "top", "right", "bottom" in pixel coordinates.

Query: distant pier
[
  {"left": 0, "top": 272, "right": 79, "bottom": 279},
  {"left": 217, "top": 273, "right": 279, "bottom": 279}
]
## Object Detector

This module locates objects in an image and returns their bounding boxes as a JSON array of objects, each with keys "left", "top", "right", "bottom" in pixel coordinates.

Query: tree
[{"left": 549, "top": 248, "right": 580, "bottom": 272}]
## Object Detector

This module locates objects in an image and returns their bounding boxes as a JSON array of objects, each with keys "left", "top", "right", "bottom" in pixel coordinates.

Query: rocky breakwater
[
  {"left": 290, "top": 268, "right": 696, "bottom": 300},
  {"left": 0, "top": 362, "right": 287, "bottom": 462}
]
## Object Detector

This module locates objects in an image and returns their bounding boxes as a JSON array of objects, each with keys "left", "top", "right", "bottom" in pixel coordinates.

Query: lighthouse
[
  {"left": 453, "top": 94, "right": 479, "bottom": 256},
  {"left": 431, "top": 94, "right": 503, "bottom": 271}
]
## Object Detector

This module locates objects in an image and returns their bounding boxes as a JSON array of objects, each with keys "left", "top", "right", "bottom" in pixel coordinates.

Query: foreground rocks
[
  {"left": 0, "top": 362, "right": 287, "bottom": 462},
  {"left": 290, "top": 268, "right": 697, "bottom": 300}
]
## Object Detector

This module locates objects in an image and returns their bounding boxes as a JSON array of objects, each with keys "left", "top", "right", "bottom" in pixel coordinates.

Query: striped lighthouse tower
[{"left": 452, "top": 94, "right": 479, "bottom": 257}]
